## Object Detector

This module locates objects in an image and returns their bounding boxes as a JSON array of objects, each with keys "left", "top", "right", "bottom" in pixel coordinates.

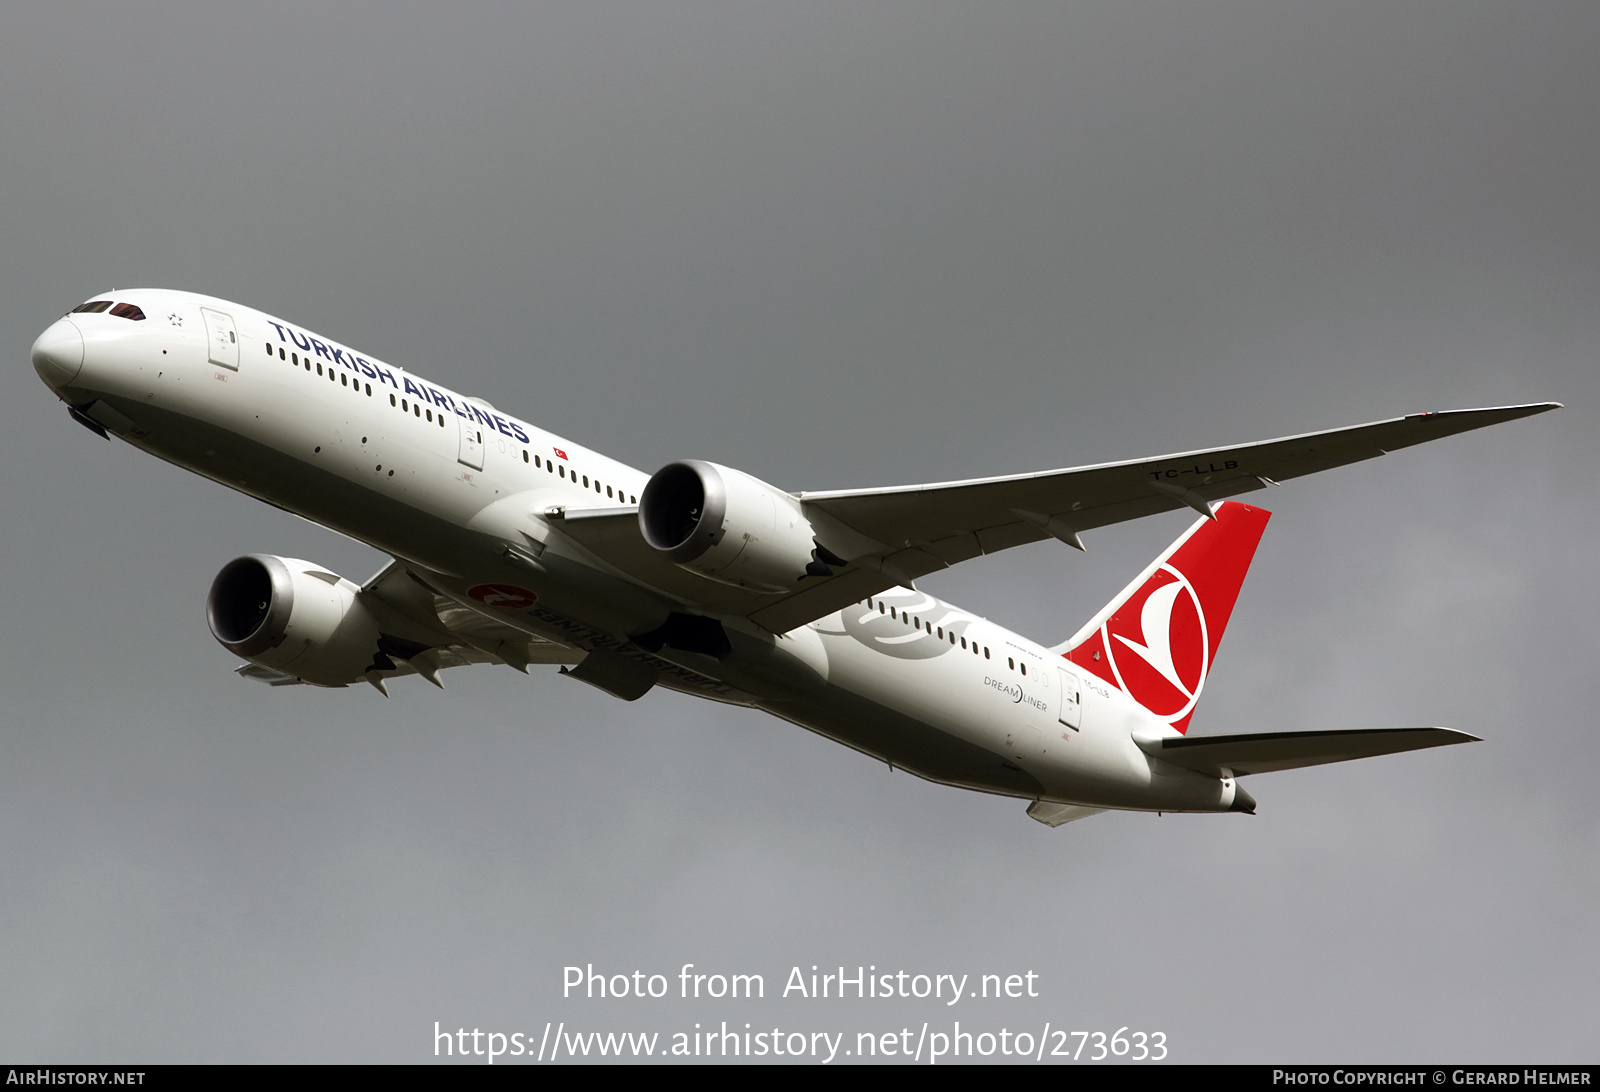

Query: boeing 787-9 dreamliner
[{"left": 31, "top": 290, "right": 1557, "bottom": 825}]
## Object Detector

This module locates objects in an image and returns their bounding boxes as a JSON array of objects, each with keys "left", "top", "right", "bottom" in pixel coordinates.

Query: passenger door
[
  {"left": 200, "top": 308, "right": 238, "bottom": 370},
  {"left": 1058, "top": 667, "right": 1083, "bottom": 731},
  {"left": 457, "top": 415, "right": 484, "bottom": 470}
]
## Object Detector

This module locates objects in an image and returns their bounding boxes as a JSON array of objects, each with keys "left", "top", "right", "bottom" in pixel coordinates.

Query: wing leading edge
[
  {"left": 745, "top": 402, "right": 1558, "bottom": 631},
  {"left": 539, "top": 403, "right": 1555, "bottom": 633}
]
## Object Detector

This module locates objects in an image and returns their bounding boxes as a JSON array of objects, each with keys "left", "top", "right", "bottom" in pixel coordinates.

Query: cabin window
[
  {"left": 936, "top": 626, "right": 943, "bottom": 639},
  {"left": 280, "top": 348, "right": 286, "bottom": 360},
  {"left": 341, "top": 373, "right": 348, "bottom": 387},
  {"left": 606, "top": 485, "right": 613, "bottom": 498},
  {"left": 390, "top": 394, "right": 396, "bottom": 406},
  {"left": 426, "top": 409, "right": 432, "bottom": 422},
  {"left": 365, "top": 384, "right": 372, "bottom": 396},
  {"left": 960, "top": 637, "right": 967, "bottom": 649},
  {"left": 1008, "top": 658, "right": 1015, "bottom": 670},
  {"left": 582, "top": 475, "right": 589, "bottom": 487},
  {"left": 630, "top": 495, "right": 637, "bottom": 503},
  {"left": 984, "top": 648, "right": 990, "bottom": 659},
  {"left": 534, "top": 455, "right": 541, "bottom": 468},
  {"left": 879, "top": 603, "right": 886, "bottom": 614},
  {"left": 316, "top": 363, "right": 324, "bottom": 376},
  {"left": 1020, "top": 663, "right": 1027, "bottom": 676},
  {"left": 414, "top": 404, "right": 420, "bottom": 417},
  {"left": 559, "top": 466, "right": 566, "bottom": 479},
  {"left": 523, "top": 450, "right": 529, "bottom": 463},
  {"left": 266, "top": 343, "right": 273, "bottom": 356}
]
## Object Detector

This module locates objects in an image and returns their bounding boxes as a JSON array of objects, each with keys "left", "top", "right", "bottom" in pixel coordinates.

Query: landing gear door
[
  {"left": 1058, "top": 667, "right": 1082, "bottom": 730},
  {"left": 457, "top": 416, "right": 484, "bottom": 470},
  {"left": 200, "top": 308, "right": 238, "bottom": 370}
]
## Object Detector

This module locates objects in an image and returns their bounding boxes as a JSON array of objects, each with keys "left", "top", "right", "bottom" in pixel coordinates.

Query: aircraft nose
[{"left": 33, "top": 317, "right": 84, "bottom": 389}]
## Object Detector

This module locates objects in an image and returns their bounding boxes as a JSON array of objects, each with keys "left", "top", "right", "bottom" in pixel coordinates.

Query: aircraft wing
[
  {"left": 553, "top": 403, "right": 1555, "bottom": 634},
  {"left": 235, "top": 561, "right": 581, "bottom": 689},
  {"left": 1149, "top": 727, "right": 1479, "bottom": 777},
  {"left": 740, "top": 402, "right": 1558, "bottom": 631},
  {"left": 360, "top": 561, "right": 581, "bottom": 676}
]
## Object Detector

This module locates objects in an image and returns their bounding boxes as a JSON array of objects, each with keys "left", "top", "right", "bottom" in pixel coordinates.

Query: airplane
[{"left": 30, "top": 289, "right": 1557, "bottom": 825}]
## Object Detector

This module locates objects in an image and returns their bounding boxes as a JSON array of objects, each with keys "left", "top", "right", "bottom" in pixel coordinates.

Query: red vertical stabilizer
[{"left": 1059, "top": 501, "right": 1271, "bottom": 734}]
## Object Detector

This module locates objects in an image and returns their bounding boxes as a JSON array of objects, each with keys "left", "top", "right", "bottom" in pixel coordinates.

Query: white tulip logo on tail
[
  {"left": 1062, "top": 502, "right": 1271, "bottom": 734},
  {"left": 1105, "top": 564, "right": 1209, "bottom": 727}
]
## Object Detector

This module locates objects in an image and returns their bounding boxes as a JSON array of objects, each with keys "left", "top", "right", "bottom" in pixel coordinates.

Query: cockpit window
[
  {"left": 108, "top": 302, "right": 146, "bottom": 321},
  {"left": 71, "top": 300, "right": 113, "bottom": 314}
]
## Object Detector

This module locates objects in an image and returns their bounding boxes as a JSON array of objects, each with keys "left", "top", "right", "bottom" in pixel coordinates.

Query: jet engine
[
  {"left": 207, "top": 554, "right": 382, "bottom": 686},
  {"left": 638, "top": 461, "right": 844, "bottom": 592}
]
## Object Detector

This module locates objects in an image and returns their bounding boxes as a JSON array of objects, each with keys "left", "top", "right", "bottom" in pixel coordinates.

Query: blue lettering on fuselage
[{"left": 266, "top": 319, "right": 536, "bottom": 444}]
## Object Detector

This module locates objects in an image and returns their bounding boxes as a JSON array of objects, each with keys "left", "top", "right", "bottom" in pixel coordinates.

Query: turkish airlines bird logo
[
  {"left": 468, "top": 583, "right": 539, "bottom": 610},
  {"left": 1102, "top": 563, "right": 1209, "bottom": 725},
  {"left": 1062, "top": 503, "right": 1270, "bottom": 734}
]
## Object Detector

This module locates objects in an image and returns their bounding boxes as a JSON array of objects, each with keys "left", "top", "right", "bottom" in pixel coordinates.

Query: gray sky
[{"left": 1, "top": 1, "right": 1594, "bottom": 1063}]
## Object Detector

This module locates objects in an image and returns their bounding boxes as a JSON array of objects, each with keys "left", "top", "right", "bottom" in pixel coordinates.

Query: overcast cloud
[{"left": 0, "top": 1, "right": 1594, "bottom": 1063}]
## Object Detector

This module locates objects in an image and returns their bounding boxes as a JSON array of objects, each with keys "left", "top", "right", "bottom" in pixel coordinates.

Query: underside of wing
[
  {"left": 530, "top": 404, "right": 1556, "bottom": 636},
  {"left": 800, "top": 402, "right": 1556, "bottom": 550},
  {"left": 361, "top": 561, "right": 581, "bottom": 677},
  {"left": 1152, "top": 727, "right": 1480, "bottom": 777},
  {"left": 234, "top": 643, "right": 503, "bottom": 687},
  {"left": 232, "top": 560, "right": 581, "bottom": 690},
  {"left": 542, "top": 505, "right": 772, "bottom": 616},
  {"left": 752, "top": 403, "right": 1558, "bottom": 631}
]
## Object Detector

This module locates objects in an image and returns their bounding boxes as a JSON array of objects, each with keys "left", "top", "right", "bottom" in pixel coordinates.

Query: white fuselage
[{"left": 34, "top": 289, "right": 1242, "bottom": 814}]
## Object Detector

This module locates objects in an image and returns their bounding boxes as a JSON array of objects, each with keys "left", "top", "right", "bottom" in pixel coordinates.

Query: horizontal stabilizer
[{"left": 1152, "top": 727, "right": 1479, "bottom": 777}]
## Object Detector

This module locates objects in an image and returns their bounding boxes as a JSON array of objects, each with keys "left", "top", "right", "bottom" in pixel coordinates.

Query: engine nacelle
[
  {"left": 207, "top": 555, "right": 381, "bottom": 686},
  {"left": 639, "top": 461, "right": 829, "bottom": 592}
]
